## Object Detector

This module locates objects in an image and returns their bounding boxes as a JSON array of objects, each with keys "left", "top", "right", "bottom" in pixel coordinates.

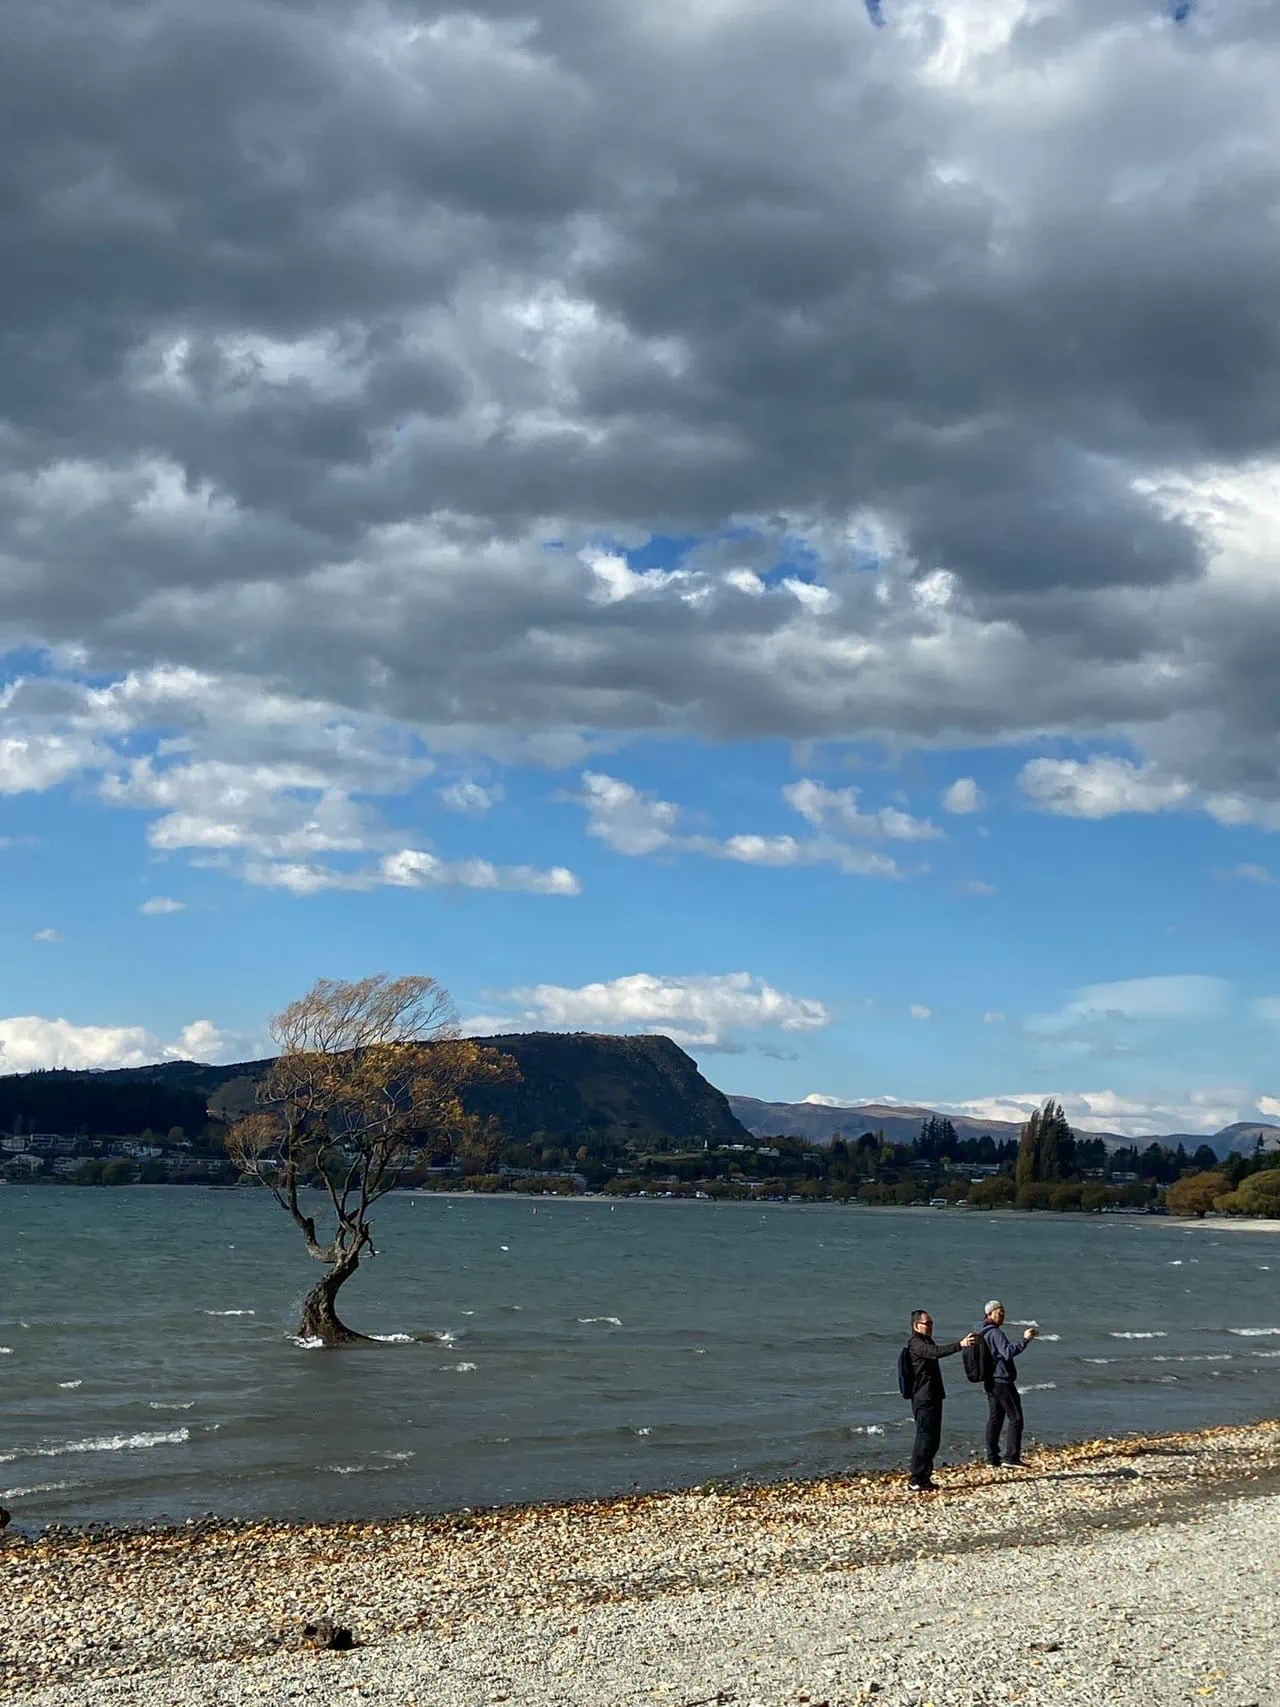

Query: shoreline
[
  {"left": 5, "top": 1418, "right": 1280, "bottom": 1703},
  {"left": 7, "top": 1176, "right": 1280, "bottom": 1231}
]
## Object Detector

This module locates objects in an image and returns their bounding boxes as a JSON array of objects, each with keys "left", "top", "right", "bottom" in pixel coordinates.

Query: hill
[
  {"left": 0, "top": 1035, "right": 747, "bottom": 1150},
  {"left": 463, "top": 1032, "right": 747, "bottom": 1146}
]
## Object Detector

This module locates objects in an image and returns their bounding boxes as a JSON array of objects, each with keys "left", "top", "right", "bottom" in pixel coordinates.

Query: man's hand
[
  {"left": 960, "top": 1333, "right": 978, "bottom": 1348},
  {"left": 1024, "top": 1326, "right": 1039, "bottom": 1341}
]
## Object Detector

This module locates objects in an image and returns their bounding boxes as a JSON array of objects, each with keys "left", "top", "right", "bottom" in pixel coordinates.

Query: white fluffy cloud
[
  {"left": 138, "top": 896, "right": 185, "bottom": 915},
  {"left": 782, "top": 780, "right": 939, "bottom": 843},
  {"left": 0, "top": 1015, "right": 242, "bottom": 1074},
  {"left": 438, "top": 779, "right": 504, "bottom": 815},
  {"left": 1019, "top": 757, "right": 1194, "bottom": 820},
  {"left": 1019, "top": 755, "right": 1280, "bottom": 831},
  {"left": 466, "top": 971, "right": 830, "bottom": 1050},
  {"left": 378, "top": 850, "right": 580, "bottom": 896},
  {"left": 575, "top": 770, "right": 930, "bottom": 878},
  {"left": 910, "top": 1004, "right": 932, "bottom": 1021},
  {"left": 240, "top": 849, "right": 580, "bottom": 897},
  {"left": 579, "top": 772, "right": 681, "bottom": 857},
  {"left": 0, "top": 665, "right": 578, "bottom": 898},
  {"left": 32, "top": 928, "right": 63, "bottom": 943},
  {"left": 942, "top": 778, "right": 984, "bottom": 815}
]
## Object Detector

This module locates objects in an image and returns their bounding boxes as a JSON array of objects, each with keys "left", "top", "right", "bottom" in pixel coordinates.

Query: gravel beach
[{"left": 3, "top": 1420, "right": 1278, "bottom": 1707}]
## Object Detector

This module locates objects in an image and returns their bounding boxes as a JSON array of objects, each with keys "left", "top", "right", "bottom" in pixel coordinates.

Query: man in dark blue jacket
[
  {"left": 977, "top": 1300, "right": 1039, "bottom": 1468},
  {"left": 905, "top": 1309, "right": 978, "bottom": 1492}
]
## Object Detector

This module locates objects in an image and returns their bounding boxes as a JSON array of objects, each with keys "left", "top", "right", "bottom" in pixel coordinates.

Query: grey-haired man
[{"left": 977, "top": 1300, "right": 1038, "bottom": 1469}]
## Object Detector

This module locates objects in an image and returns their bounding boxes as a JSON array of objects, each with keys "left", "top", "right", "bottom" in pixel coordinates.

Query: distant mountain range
[{"left": 726, "top": 1095, "right": 1280, "bottom": 1159}]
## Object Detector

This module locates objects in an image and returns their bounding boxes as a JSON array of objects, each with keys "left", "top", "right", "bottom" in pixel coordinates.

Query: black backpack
[
  {"left": 962, "top": 1330, "right": 996, "bottom": 1385},
  {"left": 897, "top": 1343, "right": 914, "bottom": 1401}
]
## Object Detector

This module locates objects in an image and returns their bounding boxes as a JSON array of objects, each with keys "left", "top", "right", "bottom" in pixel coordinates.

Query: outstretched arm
[
  {"left": 915, "top": 1334, "right": 976, "bottom": 1360},
  {"left": 984, "top": 1325, "right": 1030, "bottom": 1360}
]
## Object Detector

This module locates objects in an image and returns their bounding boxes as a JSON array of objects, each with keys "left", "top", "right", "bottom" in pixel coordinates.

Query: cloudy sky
[{"left": 3, "top": 0, "right": 1280, "bottom": 1136}]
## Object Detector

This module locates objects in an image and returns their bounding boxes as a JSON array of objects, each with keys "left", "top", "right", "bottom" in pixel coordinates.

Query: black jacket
[{"left": 908, "top": 1331, "right": 963, "bottom": 1404}]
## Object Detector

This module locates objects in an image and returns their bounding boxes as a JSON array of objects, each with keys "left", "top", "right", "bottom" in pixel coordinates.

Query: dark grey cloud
[{"left": 2, "top": 0, "right": 1280, "bottom": 802}]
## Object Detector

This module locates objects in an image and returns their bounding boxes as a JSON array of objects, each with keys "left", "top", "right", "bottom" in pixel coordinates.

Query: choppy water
[{"left": 2, "top": 1187, "right": 1278, "bottom": 1531}]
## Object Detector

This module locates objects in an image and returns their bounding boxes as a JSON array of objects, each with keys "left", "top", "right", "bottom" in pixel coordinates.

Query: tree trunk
[{"left": 297, "top": 1253, "right": 369, "bottom": 1347}]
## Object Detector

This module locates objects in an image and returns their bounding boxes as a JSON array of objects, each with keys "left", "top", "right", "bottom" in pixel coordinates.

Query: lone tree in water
[{"left": 227, "top": 974, "right": 515, "bottom": 1346}]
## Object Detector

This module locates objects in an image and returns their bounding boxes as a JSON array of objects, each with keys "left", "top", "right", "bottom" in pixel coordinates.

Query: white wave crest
[
  {"left": 203, "top": 1309, "right": 256, "bottom": 1317},
  {"left": 1151, "top": 1354, "right": 1233, "bottom": 1363},
  {"left": 327, "top": 1463, "right": 392, "bottom": 1476},
  {"left": 0, "top": 1428, "right": 189, "bottom": 1464},
  {"left": 1084, "top": 1357, "right": 1116, "bottom": 1364},
  {"left": 149, "top": 1400, "right": 195, "bottom": 1410},
  {"left": 368, "top": 1333, "right": 415, "bottom": 1344},
  {"left": 578, "top": 1316, "right": 623, "bottom": 1327},
  {"left": 1110, "top": 1331, "right": 1167, "bottom": 1339},
  {"left": 850, "top": 1424, "right": 886, "bottom": 1435},
  {"left": 1228, "top": 1327, "right": 1280, "bottom": 1337},
  {"left": 1, "top": 1480, "right": 80, "bottom": 1499},
  {"left": 1036, "top": 1333, "right": 1061, "bottom": 1341},
  {"left": 58, "top": 1380, "right": 82, "bottom": 1389},
  {"left": 1021, "top": 1382, "right": 1057, "bottom": 1391},
  {"left": 452, "top": 1361, "right": 477, "bottom": 1372},
  {"left": 633, "top": 1426, "right": 651, "bottom": 1436},
  {"left": 0, "top": 1347, "right": 12, "bottom": 1356}
]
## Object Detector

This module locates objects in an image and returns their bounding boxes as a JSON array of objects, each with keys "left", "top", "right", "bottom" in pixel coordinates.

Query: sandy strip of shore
[
  {"left": 1160, "top": 1216, "right": 1280, "bottom": 1233},
  {"left": 3, "top": 1421, "right": 1279, "bottom": 1707}
]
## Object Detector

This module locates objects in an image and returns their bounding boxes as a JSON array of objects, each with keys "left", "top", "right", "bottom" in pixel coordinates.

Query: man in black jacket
[{"left": 906, "top": 1309, "right": 978, "bottom": 1492}]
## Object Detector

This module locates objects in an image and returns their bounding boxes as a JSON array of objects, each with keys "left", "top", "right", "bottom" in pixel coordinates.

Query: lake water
[{"left": 2, "top": 1187, "right": 1278, "bottom": 1531}]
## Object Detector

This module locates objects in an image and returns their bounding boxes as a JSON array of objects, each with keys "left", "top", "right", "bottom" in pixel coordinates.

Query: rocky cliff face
[{"left": 465, "top": 1032, "right": 748, "bottom": 1146}]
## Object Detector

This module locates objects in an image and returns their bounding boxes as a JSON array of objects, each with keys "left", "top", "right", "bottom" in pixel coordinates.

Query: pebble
[{"left": 2, "top": 1421, "right": 1278, "bottom": 1705}]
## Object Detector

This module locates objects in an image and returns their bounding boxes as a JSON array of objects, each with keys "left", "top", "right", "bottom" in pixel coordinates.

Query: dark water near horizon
[{"left": 2, "top": 1187, "right": 1278, "bottom": 1532}]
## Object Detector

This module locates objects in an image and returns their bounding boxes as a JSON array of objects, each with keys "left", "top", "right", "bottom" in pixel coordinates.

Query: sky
[{"left": 3, "top": 0, "right": 1280, "bottom": 1139}]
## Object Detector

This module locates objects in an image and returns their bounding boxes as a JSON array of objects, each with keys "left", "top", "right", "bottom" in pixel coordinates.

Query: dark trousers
[
  {"left": 985, "top": 1381, "right": 1024, "bottom": 1464},
  {"left": 910, "top": 1401, "right": 943, "bottom": 1485}
]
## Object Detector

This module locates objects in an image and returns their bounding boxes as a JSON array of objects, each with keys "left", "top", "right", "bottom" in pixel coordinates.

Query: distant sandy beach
[
  {"left": 1158, "top": 1216, "right": 1280, "bottom": 1234},
  {"left": 5, "top": 1420, "right": 1279, "bottom": 1707}
]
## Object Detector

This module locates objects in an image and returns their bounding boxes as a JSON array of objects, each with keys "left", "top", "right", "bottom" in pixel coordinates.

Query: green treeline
[{"left": 0, "top": 1070, "right": 212, "bottom": 1138}]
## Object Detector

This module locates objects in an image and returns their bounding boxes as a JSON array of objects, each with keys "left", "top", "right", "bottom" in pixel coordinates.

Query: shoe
[
  {"left": 999, "top": 1460, "right": 1027, "bottom": 1471},
  {"left": 907, "top": 1482, "right": 935, "bottom": 1493},
  {"left": 987, "top": 1460, "right": 1002, "bottom": 1469}
]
